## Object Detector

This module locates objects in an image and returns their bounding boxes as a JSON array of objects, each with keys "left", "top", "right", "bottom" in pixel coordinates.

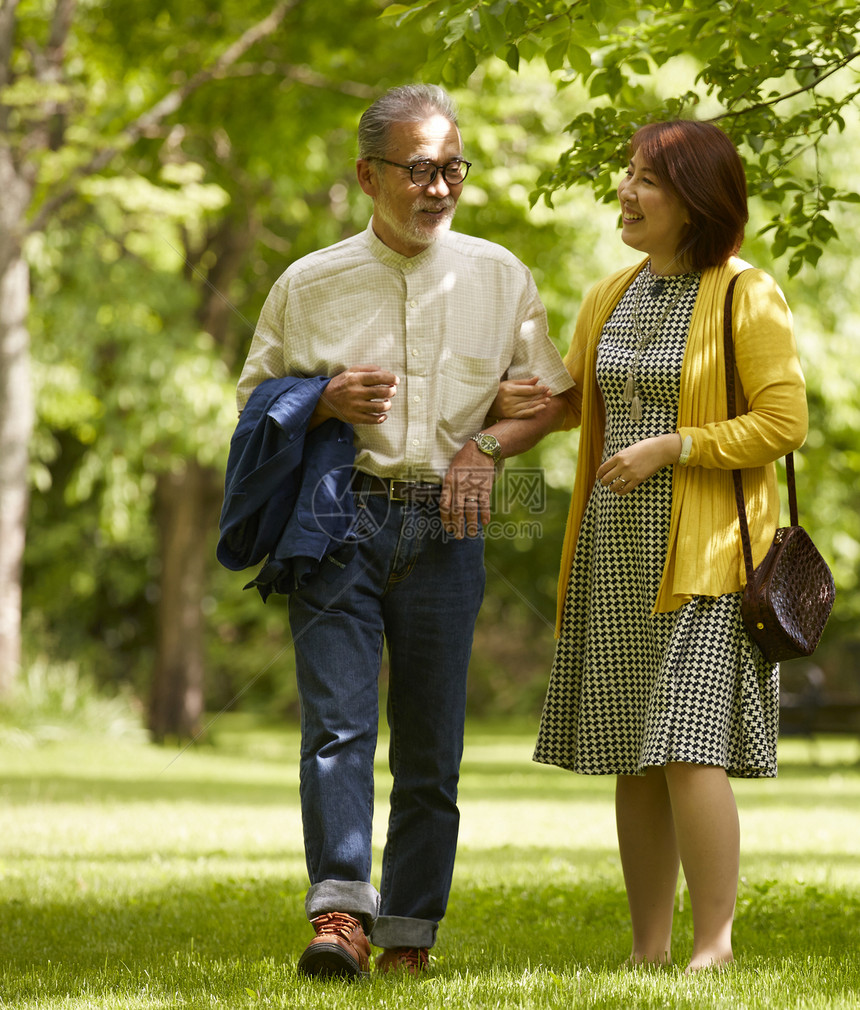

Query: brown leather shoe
[
  {"left": 375, "top": 946, "right": 430, "bottom": 975},
  {"left": 297, "top": 912, "right": 371, "bottom": 978}
]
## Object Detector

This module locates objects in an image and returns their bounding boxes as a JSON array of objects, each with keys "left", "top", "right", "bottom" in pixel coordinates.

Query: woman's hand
[
  {"left": 597, "top": 433, "right": 682, "bottom": 494},
  {"left": 488, "top": 376, "right": 551, "bottom": 420}
]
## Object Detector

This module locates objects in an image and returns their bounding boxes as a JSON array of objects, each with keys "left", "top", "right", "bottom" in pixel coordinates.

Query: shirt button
[
  {"left": 413, "top": 395, "right": 421, "bottom": 403},
  {"left": 411, "top": 348, "right": 419, "bottom": 357},
  {"left": 409, "top": 299, "right": 418, "bottom": 308}
]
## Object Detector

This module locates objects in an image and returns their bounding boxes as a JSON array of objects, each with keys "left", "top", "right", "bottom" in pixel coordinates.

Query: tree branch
[
  {"left": 712, "top": 48, "right": 860, "bottom": 123},
  {"left": 46, "top": 0, "right": 75, "bottom": 54},
  {"left": 127, "top": 0, "right": 299, "bottom": 141},
  {"left": 214, "top": 61, "right": 377, "bottom": 99},
  {"left": 0, "top": 0, "right": 19, "bottom": 85},
  {"left": 28, "top": 0, "right": 300, "bottom": 235},
  {"left": 0, "top": 0, "right": 21, "bottom": 137}
]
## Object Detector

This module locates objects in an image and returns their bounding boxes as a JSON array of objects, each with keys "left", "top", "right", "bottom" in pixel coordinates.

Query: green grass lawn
[{"left": 0, "top": 716, "right": 858, "bottom": 1008}]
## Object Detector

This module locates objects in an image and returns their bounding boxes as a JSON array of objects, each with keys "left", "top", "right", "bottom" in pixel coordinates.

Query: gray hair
[{"left": 358, "top": 85, "right": 459, "bottom": 160}]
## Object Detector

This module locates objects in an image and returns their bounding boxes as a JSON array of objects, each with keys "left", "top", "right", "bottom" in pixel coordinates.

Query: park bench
[{"left": 779, "top": 663, "right": 860, "bottom": 737}]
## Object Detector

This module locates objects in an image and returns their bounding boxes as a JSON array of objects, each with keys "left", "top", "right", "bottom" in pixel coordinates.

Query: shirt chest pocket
[{"left": 437, "top": 352, "right": 502, "bottom": 435}]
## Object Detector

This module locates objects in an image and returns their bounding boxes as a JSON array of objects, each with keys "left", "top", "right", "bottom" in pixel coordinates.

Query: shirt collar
[{"left": 364, "top": 218, "right": 443, "bottom": 271}]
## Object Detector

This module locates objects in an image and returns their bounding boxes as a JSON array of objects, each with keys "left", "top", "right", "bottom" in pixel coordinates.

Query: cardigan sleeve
[
  {"left": 557, "top": 265, "right": 641, "bottom": 432},
  {"left": 677, "top": 268, "right": 807, "bottom": 468},
  {"left": 556, "top": 294, "right": 594, "bottom": 431}
]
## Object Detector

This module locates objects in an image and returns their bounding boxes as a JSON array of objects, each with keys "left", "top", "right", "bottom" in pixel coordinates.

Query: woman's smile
[{"left": 617, "top": 151, "right": 691, "bottom": 273}]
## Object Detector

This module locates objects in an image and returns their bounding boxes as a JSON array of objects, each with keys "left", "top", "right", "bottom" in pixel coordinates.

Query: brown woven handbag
[{"left": 723, "top": 273, "right": 835, "bottom": 662}]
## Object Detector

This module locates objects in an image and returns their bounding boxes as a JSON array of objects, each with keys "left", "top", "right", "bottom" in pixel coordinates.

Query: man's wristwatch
[{"left": 470, "top": 432, "right": 502, "bottom": 462}]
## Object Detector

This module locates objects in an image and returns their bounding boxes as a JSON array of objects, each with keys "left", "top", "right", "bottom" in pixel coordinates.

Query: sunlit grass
[{"left": 0, "top": 717, "right": 858, "bottom": 1008}]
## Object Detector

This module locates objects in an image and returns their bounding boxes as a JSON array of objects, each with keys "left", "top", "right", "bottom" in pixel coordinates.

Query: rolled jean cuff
[
  {"left": 370, "top": 915, "right": 439, "bottom": 949},
  {"left": 305, "top": 880, "right": 380, "bottom": 934}
]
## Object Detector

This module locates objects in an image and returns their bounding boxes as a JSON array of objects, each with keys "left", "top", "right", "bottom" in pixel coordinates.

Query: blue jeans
[{"left": 288, "top": 482, "right": 486, "bottom": 948}]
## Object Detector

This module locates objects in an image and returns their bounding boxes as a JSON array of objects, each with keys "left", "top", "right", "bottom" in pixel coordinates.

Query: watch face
[{"left": 477, "top": 434, "right": 501, "bottom": 458}]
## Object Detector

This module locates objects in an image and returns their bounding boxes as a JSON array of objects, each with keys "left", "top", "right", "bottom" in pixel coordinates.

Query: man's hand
[
  {"left": 440, "top": 441, "right": 496, "bottom": 539},
  {"left": 311, "top": 364, "right": 399, "bottom": 427}
]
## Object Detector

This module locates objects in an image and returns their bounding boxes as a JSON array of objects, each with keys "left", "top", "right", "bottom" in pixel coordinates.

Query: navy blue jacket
[{"left": 216, "top": 376, "right": 356, "bottom": 600}]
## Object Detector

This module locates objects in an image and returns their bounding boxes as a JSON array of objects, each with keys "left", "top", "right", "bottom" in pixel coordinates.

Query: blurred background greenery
[{"left": 3, "top": 0, "right": 859, "bottom": 740}]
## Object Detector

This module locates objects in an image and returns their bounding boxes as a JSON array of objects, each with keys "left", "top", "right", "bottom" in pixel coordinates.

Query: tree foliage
[
  {"left": 385, "top": 0, "right": 860, "bottom": 276},
  {"left": 1, "top": 0, "right": 304, "bottom": 698},
  {"left": 15, "top": 0, "right": 438, "bottom": 720},
  {"left": 8, "top": 1, "right": 860, "bottom": 724}
]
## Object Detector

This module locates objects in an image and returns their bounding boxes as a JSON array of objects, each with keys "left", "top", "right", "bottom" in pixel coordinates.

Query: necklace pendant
[
  {"left": 623, "top": 374, "right": 635, "bottom": 403},
  {"left": 629, "top": 393, "right": 643, "bottom": 421}
]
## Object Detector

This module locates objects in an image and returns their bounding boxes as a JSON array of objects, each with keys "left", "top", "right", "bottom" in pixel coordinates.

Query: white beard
[{"left": 373, "top": 178, "right": 457, "bottom": 251}]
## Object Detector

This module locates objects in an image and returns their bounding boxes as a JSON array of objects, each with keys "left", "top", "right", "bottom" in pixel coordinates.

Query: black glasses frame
[{"left": 370, "top": 157, "right": 471, "bottom": 187}]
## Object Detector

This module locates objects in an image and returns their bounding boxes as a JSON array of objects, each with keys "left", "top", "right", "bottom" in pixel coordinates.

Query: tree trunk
[
  {"left": 0, "top": 0, "right": 295, "bottom": 698},
  {"left": 149, "top": 459, "right": 220, "bottom": 740},
  {"left": 147, "top": 216, "right": 255, "bottom": 740},
  {"left": 0, "top": 0, "right": 71, "bottom": 693},
  {"left": 0, "top": 253, "right": 33, "bottom": 694}
]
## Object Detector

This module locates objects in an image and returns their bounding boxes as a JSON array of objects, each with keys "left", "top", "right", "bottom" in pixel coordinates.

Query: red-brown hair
[{"left": 629, "top": 120, "right": 748, "bottom": 270}]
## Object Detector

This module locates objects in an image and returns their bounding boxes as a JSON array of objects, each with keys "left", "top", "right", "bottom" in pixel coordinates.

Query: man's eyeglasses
[{"left": 370, "top": 157, "right": 471, "bottom": 187}]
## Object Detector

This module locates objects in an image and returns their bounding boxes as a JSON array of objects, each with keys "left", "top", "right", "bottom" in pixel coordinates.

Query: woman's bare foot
[
  {"left": 627, "top": 952, "right": 672, "bottom": 969},
  {"left": 685, "top": 952, "right": 734, "bottom": 974}
]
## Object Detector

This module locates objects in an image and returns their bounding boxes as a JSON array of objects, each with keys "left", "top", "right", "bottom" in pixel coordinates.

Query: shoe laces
[
  {"left": 313, "top": 912, "right": 361, "bottom": 938},
  {"left": 394, "top": 946, "right": 429, "bottom": 970}
]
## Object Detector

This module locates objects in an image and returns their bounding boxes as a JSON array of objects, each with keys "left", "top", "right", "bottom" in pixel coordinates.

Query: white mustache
[{"left": 417, "top": 201, "right": 455, "bottom": 212}]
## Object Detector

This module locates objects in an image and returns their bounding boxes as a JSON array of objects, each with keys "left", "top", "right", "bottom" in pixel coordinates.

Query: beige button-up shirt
[{"left": 237, "top": 221, "right": 573, "bottom": 482}]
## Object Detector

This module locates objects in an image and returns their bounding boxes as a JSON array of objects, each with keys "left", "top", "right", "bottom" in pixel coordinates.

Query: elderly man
[{"left": 232, "top": 84, "right": 573, "bottom": 978}]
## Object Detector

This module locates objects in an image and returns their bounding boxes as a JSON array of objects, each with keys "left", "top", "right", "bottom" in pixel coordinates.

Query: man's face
[{"left": 357, "top": 114, "right": 464, "bottom": 257}]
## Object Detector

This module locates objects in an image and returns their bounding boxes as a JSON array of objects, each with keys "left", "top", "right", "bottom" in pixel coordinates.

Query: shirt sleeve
[
  {"left": 236, "top": 273, "right": 291, "bottom": 412},
  {"left": 505, "top": 270, "right": 576, "bottom": 396}
]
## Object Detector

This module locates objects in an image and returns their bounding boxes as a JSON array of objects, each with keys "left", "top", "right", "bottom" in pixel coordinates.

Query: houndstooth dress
[{"left": 534, "top": 271, "right": 779, "bottom": 779}]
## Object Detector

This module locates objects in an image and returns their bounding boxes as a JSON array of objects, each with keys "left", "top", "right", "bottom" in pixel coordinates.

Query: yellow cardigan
[{"left": 555, "top": 256, "right": 808, "bottom": 633}]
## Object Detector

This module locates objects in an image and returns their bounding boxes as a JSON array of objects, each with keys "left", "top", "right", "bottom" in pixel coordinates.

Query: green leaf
[
  {"left": 590, "top": 0, "right": 607, "bottom": 21},
  {"left": 589, "top": 71, "right": 609, "bottom": 98},
  {"left": 545, "top": 41, "right": 567, "bottom": 73},
  {"left": 518, "top": 36, "right": 541, "bottom": 61},
  {"left": 446, "top": 38, "right": 478, "bottom": 84},
  {"left": 504, "top": 43, "right": 520, "bottom": 72},
  {"left": 378, "top": 4, "right": 415, "bottom": 19},
  {"left": 567, "top": 43, "right": 593, "bottom": 78},
  {"left": 803, "top": 244, "right": 823, "bottom": 266},
  {"left": 478, "top": 6, "right": 508, "bottom": 52},
  {"left": 443, "top": 12, "right": 470, "bottom": 46},
  {"left": 504, "top": 3, "right": 526, "bottom": 37},
  {"left": 771, "top": 230, "right": 789, "bottom": 258}
]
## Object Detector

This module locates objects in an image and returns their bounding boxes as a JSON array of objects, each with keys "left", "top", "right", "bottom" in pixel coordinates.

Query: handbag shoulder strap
[{"left": 723, "top": 273, "right": 799, "bottom": 585}]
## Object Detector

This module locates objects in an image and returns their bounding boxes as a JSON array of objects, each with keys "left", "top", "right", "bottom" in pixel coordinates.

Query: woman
[{"left": 518, "top": 121, "right": 807, "bottom": 971}]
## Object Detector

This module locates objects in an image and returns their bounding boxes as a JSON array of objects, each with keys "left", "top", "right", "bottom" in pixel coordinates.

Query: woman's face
[{"left": 617, "top": 149, "right": 691, "bottom": 273}]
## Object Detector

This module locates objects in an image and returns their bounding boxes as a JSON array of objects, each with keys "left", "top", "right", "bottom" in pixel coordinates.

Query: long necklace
[{"left": 623, "top": 265, "right": 696, "bottom": 421}]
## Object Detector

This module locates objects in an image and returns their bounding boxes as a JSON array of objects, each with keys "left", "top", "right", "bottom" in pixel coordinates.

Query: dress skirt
[{"left": 534, "top": 272, "right": 779, "bottom": 778}]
